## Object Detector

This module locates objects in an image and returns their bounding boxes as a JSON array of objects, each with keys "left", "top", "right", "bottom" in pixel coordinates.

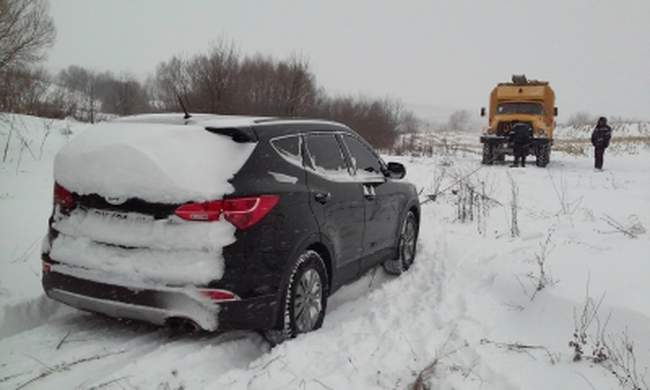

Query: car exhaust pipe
[{"left": 165, "top": 317, "right": 202, "bottom": 333}]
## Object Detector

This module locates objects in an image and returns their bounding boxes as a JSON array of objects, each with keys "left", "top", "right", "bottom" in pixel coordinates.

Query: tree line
[{"left": 0, "top": 0, "right": 416, "bottom": 149}]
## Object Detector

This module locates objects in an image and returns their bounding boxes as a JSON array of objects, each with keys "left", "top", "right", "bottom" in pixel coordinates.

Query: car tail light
[
  {"left": 54, "top": 183, "right": 75, "bottom": 210},
  {"left": 199, "top": 289, "right": 238, "bottom": 302},
  {"left": 174, "top": 200, "right": 222, "bottom": 221},
  {"left": 223, "top": 195, "right": 279, "bottom": 230},
  {"left": 175, "top": 195, "right": 279, "bottom": 230}
]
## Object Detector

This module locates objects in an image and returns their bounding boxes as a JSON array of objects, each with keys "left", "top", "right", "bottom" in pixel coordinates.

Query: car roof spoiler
[{"left": 204, "top": 127, "right": 256, "bottom": 143}]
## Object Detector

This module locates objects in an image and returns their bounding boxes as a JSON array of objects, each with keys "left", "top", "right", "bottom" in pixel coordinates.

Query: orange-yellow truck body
[
  {"left": 480, "top": 77, "right": 557, "bottom": 167},
  {"left": 486, "top": 83, "right": 556, "bottom": 138}
]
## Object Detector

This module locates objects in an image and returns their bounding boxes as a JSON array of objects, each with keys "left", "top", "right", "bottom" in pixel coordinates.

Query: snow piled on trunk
[
  {"left": 54, "top": 121, "right": 256, "bottom": 203},
  {"left": 53, "top": 207, "right": 234, "bottom": 252},
  {"left": 49, "top": 234, "right": 224, "bottom": 286}
]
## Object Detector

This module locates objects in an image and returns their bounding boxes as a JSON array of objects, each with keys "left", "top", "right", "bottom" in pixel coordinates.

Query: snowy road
[
  {"left": 0, "top": 221, "right": 460, "bottom": 389},
  {"left": 1, "top": 116, "right": 649, "bottom": 389}
]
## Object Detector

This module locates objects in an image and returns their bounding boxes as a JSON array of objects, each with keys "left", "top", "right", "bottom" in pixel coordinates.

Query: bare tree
[
  {"left": 398, "top": 110, "right": 421, "bottom": 134},
  {"left": 278, "top": 55, "right": 316, "bottom": 116},
  {"left": 508, "top": 173, "right": 520, "bottom": 237},
  {"left": 567, "top": 112, "right": 595, "bottom": 128},
  {"left": 0, "top": 0, "right": 56, "bottom": 71},
  {"left": 186, "top": 40, "right": 239, "bottom": 113},
  {"left": 58, "top": 65, "right": 94, "bottom": 94},
  {"left": 57, "top": 65, "right": 100, "bottom": 122},
  {"left": 447, "top": 109, "right": 472, "bottom": 132},
  {"left": 151, "top": 56, "right": 190, "bottom": 110},
  {"left": 101, "top": 73, "right": 150, "bottom": 116},
  {"left": 0, "top": 65, "right": 51, "bottom": 114},
  {"left": 150, "top": 42, "right": 414, "bottom": 149}
]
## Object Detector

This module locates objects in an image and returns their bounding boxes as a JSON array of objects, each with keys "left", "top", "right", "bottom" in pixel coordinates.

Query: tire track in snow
[
  {"left": 200, "top": 214, "right": 458, "bottom": 389},
  {"left": 0, "top": 164, "right": 519, "bottom": 389},
  {"left": 0, "top": 311, "right": 270, "bottom": 389},
  {"left": 0, "top": 181, "right": 511, "bottom": 389},
  {"left": 0, "top": 261, "right": 409, "bottom": 390},
  {"left": 0, "top": 295, "right": 71, "bottom": 340}
]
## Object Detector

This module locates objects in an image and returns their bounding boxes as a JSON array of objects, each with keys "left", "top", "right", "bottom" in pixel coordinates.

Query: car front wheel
[{"left": 383, "top": 210, "right": 418, "bottom": 275}]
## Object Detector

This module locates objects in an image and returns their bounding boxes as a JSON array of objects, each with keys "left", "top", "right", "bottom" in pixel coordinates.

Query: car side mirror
[
  {"left": 554, "top": 107, "right": 558, "bottom": 116},
  {"left": 480, "top": 107, "right": 486, "bottom": 117},
  {"left": 385, "top": 162, "right": 406, "bottom": 179}
]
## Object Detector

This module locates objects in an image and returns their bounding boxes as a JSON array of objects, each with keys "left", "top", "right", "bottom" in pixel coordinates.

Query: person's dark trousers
[
  {"left": 512, "top": 148, "right": 524, "bottom": 167},
  {"left": 512, "top": 146, "right": 526, "bottom": 167},
  {"left": 594, "top": 147, "right": 605, "bottom": 169}
]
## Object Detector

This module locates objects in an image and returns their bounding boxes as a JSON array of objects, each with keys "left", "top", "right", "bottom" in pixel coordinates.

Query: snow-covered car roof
[
  {"left": 113, "top": 113, "right": 270, "bottom": 127},
  {"left": 114, "top": 113, "right": 344, "bottom": 130}
]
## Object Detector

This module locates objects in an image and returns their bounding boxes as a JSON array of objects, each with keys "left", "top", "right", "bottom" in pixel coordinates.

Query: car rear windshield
[{"left": 496, "top": 103, "right": 544, "bottom": 115}]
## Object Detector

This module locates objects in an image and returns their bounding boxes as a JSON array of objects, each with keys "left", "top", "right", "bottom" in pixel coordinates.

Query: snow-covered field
[
  {"left": 1, "top": 114, "right": 648, "bottom": 389},
  {"left": 398, "top": 122, "right": 650, "bottom": 157}
]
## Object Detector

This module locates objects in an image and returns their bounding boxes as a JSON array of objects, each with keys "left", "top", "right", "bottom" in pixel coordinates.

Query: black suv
[{"left": 42, "top": 114, "right": 420, "bottom": 339}]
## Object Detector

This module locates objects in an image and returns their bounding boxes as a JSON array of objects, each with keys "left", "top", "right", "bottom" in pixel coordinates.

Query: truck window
[{"left": 496, "top": 103, "right": 544, "bottom": 115}]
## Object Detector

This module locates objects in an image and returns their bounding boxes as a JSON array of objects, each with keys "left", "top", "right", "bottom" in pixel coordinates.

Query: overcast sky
[{"left": 47, "top": 0, "right": 649, "bottom": 122}]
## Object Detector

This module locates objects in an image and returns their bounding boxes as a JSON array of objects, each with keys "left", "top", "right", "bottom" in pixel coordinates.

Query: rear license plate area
[{"left": 88, "top": 208, "right": 154, "bottom": 223}]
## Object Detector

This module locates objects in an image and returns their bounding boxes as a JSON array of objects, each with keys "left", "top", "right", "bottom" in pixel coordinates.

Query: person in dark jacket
[
  {"left": 510, "top": 123, "right": 532, "bottom": 167},
  {"left": 591, "top": 116, "right": 612, "bottom": 170}
]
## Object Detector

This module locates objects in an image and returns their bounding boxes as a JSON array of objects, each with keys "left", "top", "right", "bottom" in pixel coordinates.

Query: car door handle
[{"left": 314, "top": 192, "right": 331, "bottom": 204}]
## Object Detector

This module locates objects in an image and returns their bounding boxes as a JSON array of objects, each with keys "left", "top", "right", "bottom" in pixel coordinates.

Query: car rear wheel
[
  {"left": 264, "top": 250, "right": 328, "bottom": 345},
  {"left": 383, "top": 211, "right": 418, "bottom": 275}
]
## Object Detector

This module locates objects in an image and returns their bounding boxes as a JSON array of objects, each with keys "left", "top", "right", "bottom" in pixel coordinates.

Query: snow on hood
[{"left": 54, "top": 122, "right": 257, "bottom": 203}]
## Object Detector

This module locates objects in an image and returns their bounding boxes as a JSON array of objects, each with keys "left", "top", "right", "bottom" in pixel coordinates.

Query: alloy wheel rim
[
  {"left": 401, "top": 217, "right": 417, "bottom": 266},
  {"left": 293, "top": 269, "right": 323, "bottom": 333}
]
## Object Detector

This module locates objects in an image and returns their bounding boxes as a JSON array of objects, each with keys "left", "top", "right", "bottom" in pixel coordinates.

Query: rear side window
[
  {"left": 342, "top": 135, "right": 383, "bottom": 175},
  {"left": 305, "top": 134, "right": 351, "bottom": 178},
  {"left": 271, "top": 135, "right": 302, "bottom": 166}
]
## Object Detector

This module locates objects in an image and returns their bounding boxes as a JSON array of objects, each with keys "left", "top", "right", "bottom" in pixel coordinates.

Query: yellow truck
[{"left": 480, "top": 75, "right": 557, "bottom": 167}]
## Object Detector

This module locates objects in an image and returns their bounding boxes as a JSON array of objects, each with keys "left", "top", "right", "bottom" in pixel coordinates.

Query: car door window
[
  {"left": 305, "top": 133, "right": 352, "bottom": 180},
  {"left": 341, "top": 135, "right": 384, "bottom": 179},
  {"left": 271, "top": 135, "right": 302, "bottom": 166}
]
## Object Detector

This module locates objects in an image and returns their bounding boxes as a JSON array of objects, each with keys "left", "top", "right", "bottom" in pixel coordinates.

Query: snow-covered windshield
[{"left": 496, "top": 102, "right": 544, "bottom": 115}]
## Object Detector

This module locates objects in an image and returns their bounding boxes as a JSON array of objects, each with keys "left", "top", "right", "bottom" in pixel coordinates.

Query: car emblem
[{"left": 105, "top": 196, "right": 127, "bottom": 205}]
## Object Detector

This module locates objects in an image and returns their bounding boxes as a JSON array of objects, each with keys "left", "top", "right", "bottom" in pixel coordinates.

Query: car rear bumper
[{"left": 42, "top": 260, "right": 279, "bottom": 331}]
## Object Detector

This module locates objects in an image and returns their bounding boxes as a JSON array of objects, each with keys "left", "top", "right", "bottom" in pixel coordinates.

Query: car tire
[
  {"left": 383, "top": 211, "right": 419, "bottom": 275},
  {"left": 264, "top": 250, "right": 329, "bottom": 345}
]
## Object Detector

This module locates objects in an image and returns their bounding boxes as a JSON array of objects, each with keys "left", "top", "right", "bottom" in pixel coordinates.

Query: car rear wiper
[{"left": 204, "top": 127, "right": 256, "bottom": 143}]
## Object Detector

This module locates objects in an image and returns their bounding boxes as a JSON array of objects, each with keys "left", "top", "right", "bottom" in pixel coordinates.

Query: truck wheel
[
  {"left": 535, "top": 144, "right": 550, "bottom": 167},
  {"left": 481, "top": 143, "right": 494, "bottom": 165}
]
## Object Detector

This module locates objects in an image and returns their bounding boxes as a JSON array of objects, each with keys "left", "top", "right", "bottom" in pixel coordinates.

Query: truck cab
[{"left": 480, "top": 75, "right": 557, "bottom": 167}]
